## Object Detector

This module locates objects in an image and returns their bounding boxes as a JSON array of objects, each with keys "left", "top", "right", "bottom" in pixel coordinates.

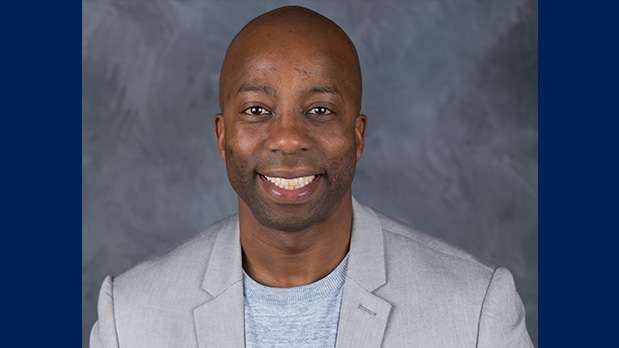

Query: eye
[
  {"left": 307, "top": 106, "right": 333, "bottom": 116},
  {"left": 242, "top": 105, "right": 272, "bottom": 116}
]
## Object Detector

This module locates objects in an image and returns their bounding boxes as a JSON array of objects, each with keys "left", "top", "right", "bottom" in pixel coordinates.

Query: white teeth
[{"left": 264, "top": 175, "right": 316, "bottom": 190}]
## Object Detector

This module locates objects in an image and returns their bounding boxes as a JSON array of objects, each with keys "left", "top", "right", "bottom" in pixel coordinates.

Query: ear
[
  {"left": 213, "top": 113, "right": 226, "bottom": 160},
  {"left": 354, "top": 114, "right": 368, "bottom": 161}
]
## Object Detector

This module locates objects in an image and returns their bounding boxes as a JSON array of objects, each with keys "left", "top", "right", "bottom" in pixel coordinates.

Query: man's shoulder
[
  {"left": 110, "top": 215, "right": 235, "bottom": 308},
  {"left": 372, "top": 208, "right": 494, "bottom": 280},
  {"left": 369, "top": 207, "right": 497, "bottom": 319},
  {"left": 364, "top": 206, "right": 531, "bottom": 347}
]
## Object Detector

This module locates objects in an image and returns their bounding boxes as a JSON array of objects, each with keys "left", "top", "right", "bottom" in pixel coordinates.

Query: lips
[
  {"left": 257, "top": 170, "right": 323, "bottom": 204},
  {"left": 262, "top": 174, "right": 317, "bottom": 190}
]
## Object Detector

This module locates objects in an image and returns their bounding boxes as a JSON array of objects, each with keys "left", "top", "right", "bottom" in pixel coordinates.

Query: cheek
[
  {"left": 227, "top": 125, "right": 263, "bottom": 158},
  {"left": 315, "top": 130, "right": 358, "bottom": 182},
  {"left": 224, "top": 129, "right": 258, "bottom": 179},
  {"left": 315, "top": 124, "right": 357, "bottom": 158}
]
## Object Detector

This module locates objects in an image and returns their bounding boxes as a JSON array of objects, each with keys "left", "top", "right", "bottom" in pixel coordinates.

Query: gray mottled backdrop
[{"left": 83, "top": 0, "right": 538, "bottom": 346}]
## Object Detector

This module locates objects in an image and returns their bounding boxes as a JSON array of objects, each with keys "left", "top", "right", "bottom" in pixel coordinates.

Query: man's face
[{"left": 215, "top": 33, "right": 366, "bottom": 232}]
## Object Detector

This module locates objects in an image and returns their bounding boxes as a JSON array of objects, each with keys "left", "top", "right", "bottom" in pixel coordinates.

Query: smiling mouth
[
  {"left": 256, "top": 168, "right": 325, "bottom": 203},
  {"left": 262, "top": 174, "right": 317, "bottom": 190}
]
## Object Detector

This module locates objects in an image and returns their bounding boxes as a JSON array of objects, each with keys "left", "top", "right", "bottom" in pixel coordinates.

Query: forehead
[
  {"left": 226, "top": 48, "right": 351, "bottom": 95},
  {"left": 221, "top": 25, "right": 360, "bottom": 98}
]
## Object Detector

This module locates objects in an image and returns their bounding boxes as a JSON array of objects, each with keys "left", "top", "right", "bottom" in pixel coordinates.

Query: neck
[{"left": 239, "top": 192, "right": 353, "bottom": 288}]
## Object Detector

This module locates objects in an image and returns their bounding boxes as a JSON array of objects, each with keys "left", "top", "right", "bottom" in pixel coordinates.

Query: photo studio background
[{"left": 83, "top": 1, "right": 538, "bottom": 346}]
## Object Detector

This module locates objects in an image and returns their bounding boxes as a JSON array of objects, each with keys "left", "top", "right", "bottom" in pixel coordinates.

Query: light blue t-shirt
[{"left": 242, "top": 253, "right": 350, "bottom": 348}]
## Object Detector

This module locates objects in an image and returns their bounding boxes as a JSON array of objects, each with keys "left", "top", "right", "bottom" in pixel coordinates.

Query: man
[{"left": 90, "top": 6, "right": 533, "bottom": 348}]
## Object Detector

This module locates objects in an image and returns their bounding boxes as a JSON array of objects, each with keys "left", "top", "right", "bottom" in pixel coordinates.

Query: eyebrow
[
  {"left": 237, "top": 83, "right": 276, "bottom": 96},
  {"left": 306, "top": 85, "right": 341, "bottom": 96},
  {"left": 235, "top": 83, "right": 341, "bottom": 98}
]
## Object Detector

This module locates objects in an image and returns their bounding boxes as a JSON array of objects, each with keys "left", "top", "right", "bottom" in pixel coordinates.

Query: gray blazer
[{"left": 90, "top": 198, "right": 533, "bottom": 347}]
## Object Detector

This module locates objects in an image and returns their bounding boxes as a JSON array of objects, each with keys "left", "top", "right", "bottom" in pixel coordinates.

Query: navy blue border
[
  {"left": 540, "top": 1, "right": 618, "bottom": 346},
  {"left": 1, "top": 1, "right": 82, "bottom": 345}
]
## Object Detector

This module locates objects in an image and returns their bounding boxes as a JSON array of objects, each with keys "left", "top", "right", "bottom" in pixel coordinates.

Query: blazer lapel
[
  {"left": 335, "top": 279, "right": 392, "bottom": 348},
  {"left": 335, "top": 198, "right": 393, "bottom": 348},
  {"left": 192, "top": 199, "right": 392, "bottom": 348},
  {"left": 193, "top": 217, "right": 245, "bottom": 348}
]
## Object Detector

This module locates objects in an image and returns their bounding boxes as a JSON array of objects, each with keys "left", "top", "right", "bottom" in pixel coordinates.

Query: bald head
[
  {"left": 213, "top": 6, "right": 368, "bottom": 233},
  {"left": 218, "top": 6, "right": 362, "bottom": 111}
]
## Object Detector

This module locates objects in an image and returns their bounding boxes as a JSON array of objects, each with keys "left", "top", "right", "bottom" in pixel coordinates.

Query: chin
[
  {"left": 235, "top": 171, "right": 352, "bottom": 232},
  {"left": 255, "top": 209, "right": 320, "bottom": 233}
]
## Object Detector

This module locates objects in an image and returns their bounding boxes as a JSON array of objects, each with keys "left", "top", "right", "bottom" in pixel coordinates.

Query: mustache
[{"left": 253, "top": 152, "right": 325, "bottom": 171}]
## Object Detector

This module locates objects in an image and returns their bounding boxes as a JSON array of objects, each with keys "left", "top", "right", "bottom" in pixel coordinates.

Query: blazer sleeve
[
  {"left": 89, "top": 276, "right": 120, "bottom": 348},
  {"left": 476, "top": 267, "right": 534, "bottom": 348}
]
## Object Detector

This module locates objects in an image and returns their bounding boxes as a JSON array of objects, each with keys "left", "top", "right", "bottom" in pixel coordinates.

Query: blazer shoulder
[
  {"left": 111, "top": 215, "right": 235, "bottom": 309},
  {"left": 372, "top": 208, "right": 497, "bottom": 319},
  {"left": 375, "top": 210, "right": 494, "bottom": 275}
]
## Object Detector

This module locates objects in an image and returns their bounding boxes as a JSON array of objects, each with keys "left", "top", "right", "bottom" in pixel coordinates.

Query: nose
[{"left": 266, "top": 112, "right": 310, "bottom": 155}]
